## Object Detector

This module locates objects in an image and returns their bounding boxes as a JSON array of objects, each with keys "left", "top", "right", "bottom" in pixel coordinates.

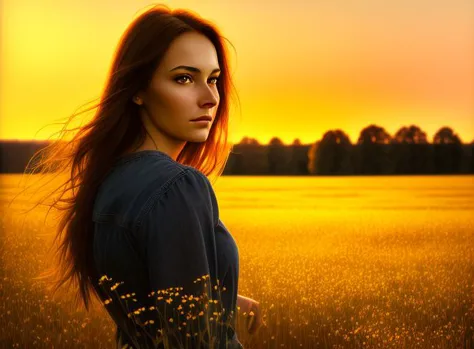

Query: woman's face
[{"left": 136, "top": 31, "right": 221, "bottom": 154}]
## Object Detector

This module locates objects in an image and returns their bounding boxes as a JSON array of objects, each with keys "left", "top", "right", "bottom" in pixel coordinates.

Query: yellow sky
[{"left": 1, "top": 0, "right": 473, "bottom": 144}]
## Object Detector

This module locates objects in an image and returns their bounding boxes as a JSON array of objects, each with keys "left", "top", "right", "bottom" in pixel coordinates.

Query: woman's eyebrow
[{"left": 169, "top": 65, "right": 221, "bottom": 74}]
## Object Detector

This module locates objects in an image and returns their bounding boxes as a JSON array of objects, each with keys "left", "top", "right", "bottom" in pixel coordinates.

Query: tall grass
[{"left": 1, "top": 174, "right": 473, "bottom": 348}]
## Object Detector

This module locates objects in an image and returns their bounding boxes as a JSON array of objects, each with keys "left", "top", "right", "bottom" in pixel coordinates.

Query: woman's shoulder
[
  {"left": 127, "top": 155, "right": 209, "bottom": 195},
  {"left": 134, "top": 163, "right": 218, "bottom": 231},
  {"left": 94, "top": 152, "right": 192, "bottom": 223},
  {"left": 113, "top": 152, "right": 213, "bottom": 205},
  {"left": 140, "top": 163, "right": 213, "bottom": 209},
  {"left": 113, "top": 150, "right": 209, "bottom": 182}
]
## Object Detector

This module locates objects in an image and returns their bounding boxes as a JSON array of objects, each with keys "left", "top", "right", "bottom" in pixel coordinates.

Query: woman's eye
[
  {"left": 175, "top": 75, "right": 219, "bottom": 85},
  {"left": 175, "top": 75, "right": 192, "bottom": 84}
]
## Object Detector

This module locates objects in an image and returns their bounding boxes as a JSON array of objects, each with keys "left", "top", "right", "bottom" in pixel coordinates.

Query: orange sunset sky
[{"left": 1, "top": 0, "right": 473, "bottom": 145}]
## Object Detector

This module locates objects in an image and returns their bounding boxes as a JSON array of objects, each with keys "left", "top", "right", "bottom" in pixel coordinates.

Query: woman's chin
[{"left": 186, "top": 132, "right": 210, "bottom": 143}]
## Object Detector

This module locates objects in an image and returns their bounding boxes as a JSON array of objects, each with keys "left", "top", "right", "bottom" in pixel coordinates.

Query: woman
[{"left": 21, "top": 4, "right": 263, "bottom": 348}]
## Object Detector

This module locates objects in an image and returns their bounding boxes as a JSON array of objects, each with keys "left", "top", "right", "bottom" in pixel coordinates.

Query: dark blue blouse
[{"left": 91, "top": 150, "right": 242, "bottom": 348}]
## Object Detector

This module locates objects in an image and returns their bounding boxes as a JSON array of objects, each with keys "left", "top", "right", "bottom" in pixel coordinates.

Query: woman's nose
[{"left": 199, "top": 84, "right": 219, "bottom": 106}]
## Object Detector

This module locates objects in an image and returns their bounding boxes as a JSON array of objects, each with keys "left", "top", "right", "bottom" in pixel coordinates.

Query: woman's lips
[
  {"left": 191, "top": 116, "right": 212, "bottom": 121},
  {"left": 191, "top": 119, "right": 211, "bottom": 124}
]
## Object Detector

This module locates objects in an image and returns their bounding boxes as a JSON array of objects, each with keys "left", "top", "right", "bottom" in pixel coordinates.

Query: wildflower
[{"left": 110, "top": 282, "right": 123, "bottom": 291}]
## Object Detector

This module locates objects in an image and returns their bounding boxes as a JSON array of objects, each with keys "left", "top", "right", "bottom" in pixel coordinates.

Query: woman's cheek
[{"left": 164, "top": 89, "right": 190, "bottom": 109}]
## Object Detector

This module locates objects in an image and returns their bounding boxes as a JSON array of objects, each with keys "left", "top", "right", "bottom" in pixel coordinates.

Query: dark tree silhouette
[
  {"left": 391, "top": 125, "right": 433, "bottom": 174},
  {"left": 471, "top": 141, "right": 474, "bottom": 173},
  {"left": 267, "top": 137, "right": 286, "bottom": 174},
  {"left": 393, "top": 125, "right": 428, "bottom": 144},
  {"left": 0, "top": 140, "right": 54, "bottom": 173},
  {"left": 355, "top": 124, "right": 392, "bottom": 174},
  {"left": 292, "top": 138, "right": 302, "bottom": 146},
  {"left": 226, "top": 137, "right": 266, "bottom": 174},
  {"left": 307, "top": 141, "right": 320, "bottom": 175},
  {"left": 432, "top": 127, "right": 463, "bottom": 173},
  {"left": 433, "top": 127, "right": 462, "bottom": 144},
  {"left": 308, "top": 130, "right": 352, "bottom": 175},
  {"left": 268, "top": 137, "right": 284, "bottom": 146},
  {"left": 289, "top": 138, "right": 309, "bottom": 175},
  {"left": 239, "top": 136, "right": 260, "bottom": 145},
  {"left": 358, "top": 125, "right": 391, "bottom": 144},
  {"left": 222, "top": 152, "right": 244, "bottom": 175}
]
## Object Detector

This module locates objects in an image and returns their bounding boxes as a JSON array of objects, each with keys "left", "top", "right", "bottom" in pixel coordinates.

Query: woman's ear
[{"left": 133, "top": 96, "right": 143, "bottom": 105}]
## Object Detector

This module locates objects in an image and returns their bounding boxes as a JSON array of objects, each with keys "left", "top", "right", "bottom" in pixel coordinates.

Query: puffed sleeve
[{"left": 135, "top": 168, "right": 224, "bottom": 347}]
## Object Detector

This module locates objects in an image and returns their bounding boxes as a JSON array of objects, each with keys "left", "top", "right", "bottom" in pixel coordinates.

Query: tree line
[
  {"left": 223, "top": 124, "right": 474, "bottom": 175},
  {"left": 1, "top": 124, "right": 473, "bottom": 175}
]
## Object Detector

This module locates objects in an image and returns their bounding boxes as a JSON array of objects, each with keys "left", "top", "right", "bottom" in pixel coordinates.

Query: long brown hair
[{"left": 9, "top": 4, "right": 240, "bottom": 311}]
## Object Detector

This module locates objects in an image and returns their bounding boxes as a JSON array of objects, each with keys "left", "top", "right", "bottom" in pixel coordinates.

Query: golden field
[{"left": 1, "top": 174, "right": 473, "bottom": 348}]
